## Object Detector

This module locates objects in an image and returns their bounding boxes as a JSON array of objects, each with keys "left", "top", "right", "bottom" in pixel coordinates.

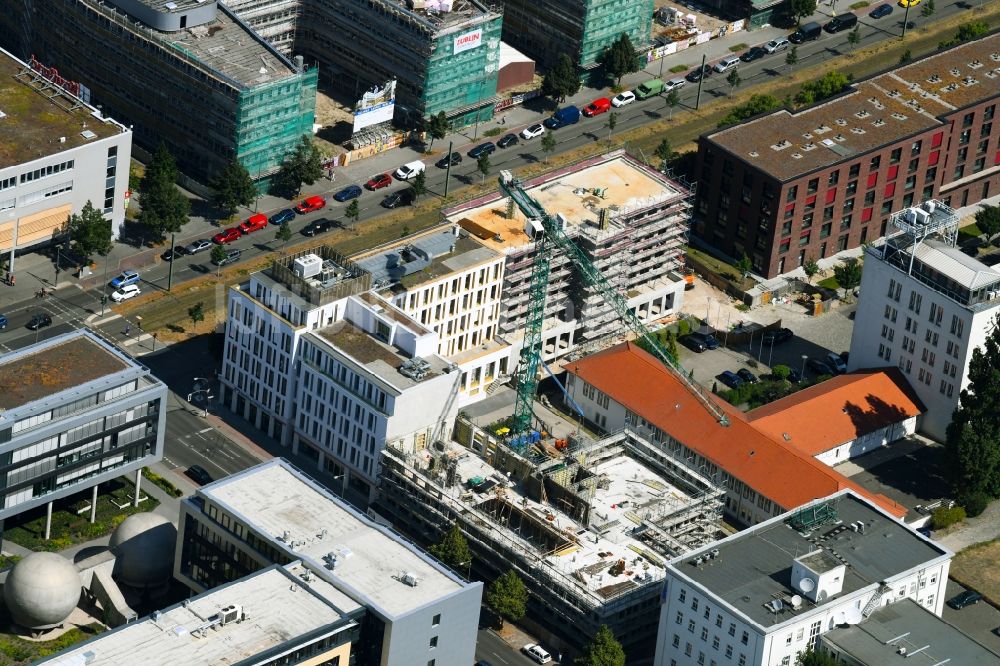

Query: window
[
  {"left": 807, "top": 178, "right": 819, "bottom": 194},
  {"left": 786, "top": 185, "right": 798, "bottom": 202},
  {"left": 715, "top": 614, "right": 723, "bottom": 628},
  {"left": 890, "top": 147, "right": 902, "bottom": 164},
  {"left": 911, "top": 139, "right": 922, "bottom": 155},
  {"left": 963, "top": 111, "right": 975, "bottom": 128},
  {"left": 698, "top": 652, "right": 706, "bottom": 665},
  {"left": 679, "top": 589, "right": 687, "bottom": 603},
  {"left": 702, "top": 627, "right": 709, "bottom": 641},
  {"left": 981, "top": 122, "right": 992, "bottom": 138},
  {"left": 728, "top": 623, "right": 736, "bottom": 637},
  {"left": 849, "top": 163, "right": 861, "bottom": 178},
  {"left": 689, "top": 620, "right": 696, "bottom": 633},
  {"left": 429, "top": 636, "right": 438, "bottom": 648},
  {"left": 741, "top": 631, "right": 749, "bottom": 646},
  {"left": 786, "top": 633, "right": 793, "bottom": 646},
  {"left": 959, "top": 129, "right": 971, "bottom": 146},
  {"left": 726, "top": 645, "right": 733, "bottom": 658},
  {"left": 685, "top": 643, "right": 693, "bottom": 657},
  {"left": 828, "top": 170, "right": 840, "bottom": 186},
  {"left": 692, "top": 599, "right": 699, "bottom": 612},
  {"left": 739, "top": 655, "right": 746, "bottom": 666},
  {"left": 870, "top": 155, "right": 881, "bottom": 170},
  {"left": 432, "top": 614, "right": 440, "bottom": 627},
  {"left": 673, "top": 634, "right": 681, "bottom": 648},
  {"left": 676, "top": 611, "right": 684, "bottom": 625},
  {"left": 713, "top": 636, "right": 720, "bottom": 650}
]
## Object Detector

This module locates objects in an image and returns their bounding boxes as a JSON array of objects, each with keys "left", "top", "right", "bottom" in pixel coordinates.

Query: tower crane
[{"left": 497, "top": 169, "right": 728, "bottom": 447}]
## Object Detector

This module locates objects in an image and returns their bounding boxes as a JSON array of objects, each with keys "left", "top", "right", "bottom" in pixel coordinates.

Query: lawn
[
  {"left": 958, "top": 222, "right": 982, "bottom": 243},
  {"left": 685, "top": 245, "right": 754, "bottom": 291},
  {"left": 817, "top": 276, "right": 840, "bottom": 290},
  {"left": 950, "top": 537, "right": 1000, "bottom": 604},
  {"left": 0, "top": 618, "right": 103, "bottom": 665},
  {"left": 668, "top": 64, "right": 689, "bottom": 73}
]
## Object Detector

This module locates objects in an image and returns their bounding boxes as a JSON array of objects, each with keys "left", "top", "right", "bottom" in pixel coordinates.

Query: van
[
  {"left": 713, "top": 56, "right": 740, "bottom": 73},
  {"left": 635, "top": 78, "right": 665, "bottom": 99},
  {"left": 394, "top": 160, "right": 426, "bottom": 181},
  {"left": 824, "top": 12, "right": 858, "bottom": 32},
  {"left": 582, "top": 97, "right": 611, "bottom": 117},
  {"left": 543, "top": 105, "right": 580, "bottom": 129},
  {"left": 789, "top": 21, "right": 822, "bottom": 43}
]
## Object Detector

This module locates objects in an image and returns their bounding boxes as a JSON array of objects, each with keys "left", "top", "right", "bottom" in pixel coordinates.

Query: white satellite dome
[
  {"left": 110, "top": 513, "right": 177, "bottom": 588},
  {"left": 3, "top": 553, "right": 81, "bottom": 630}
]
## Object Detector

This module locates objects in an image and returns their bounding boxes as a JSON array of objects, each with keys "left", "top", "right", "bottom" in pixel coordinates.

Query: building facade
[
  {"left": 0, "top": 0, "right": 317, "bottom": 183},
  {"left": 693, "top": 34, "right": 1000, "bottom": 278},
  {"left": 847, "top": 202, "right": 1000, "bottom": 440},
  {"left": 653, "top": 492, "right": 952, "bottom": 666},
  {"left": 0, "top": 47, "right": 132, "bottom": 274},
  {"left": 176, "top": 458, "right": 482, "bottom": 666},
  {"left": 0, "top": 330, "right": 166, "bottom": 522}
]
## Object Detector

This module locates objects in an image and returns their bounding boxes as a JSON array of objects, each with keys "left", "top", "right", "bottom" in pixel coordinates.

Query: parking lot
[{"left": 941, "top": 578, "right": 1000, "bottom": 654}]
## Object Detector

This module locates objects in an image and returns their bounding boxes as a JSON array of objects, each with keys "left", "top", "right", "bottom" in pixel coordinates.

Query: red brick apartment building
[{"left": 692, "top": 33, "right": 1000, "bottom": 278}]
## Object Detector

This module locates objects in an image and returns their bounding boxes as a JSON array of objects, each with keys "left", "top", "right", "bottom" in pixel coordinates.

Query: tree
[
  {"left": 428, "top": 524, "right": 472, "bottom": 573},
  {"left": 803, "top": 258, "right": 819, "bottom": 283},
  {"left": 789, "top": 0, "right": 817, "bottom": 25},
  {"left": 541, "top": 132, "right": 557, "bottom": 164},
  {"left": 718, "top": 94, "right": 781, "bottom": 128},
  {"left": 188, "top": 302, "right": 205, "bottom": 331},
  {"left": 796, "top": 646, "right": 843, "bottom": 666},
  {"left": 654, "top": 138, "right": 677, "bottom": 170},
  {"left": 426, "top": 111, "right": 449, "bottom": 150},
  {"left": 772, "top": 364, "right": 791, "bottom": 381},
  {"left": 939, "top": 21, "right": 988, "bottom": 49},
  {"left": 975, "top": 204, "right": 1000, "bottom": 242},
  {"left": 210, "top": 159, "right": 256, "bottom": 218},
  {"left": 275, "top": 221, "right": 292, "bottom": 248},
  {"left": 598, "top": 33, "right": 639, "bottom": 85},
  {"left": 736, "top": 253, "right": 752, "bottom": 279},
  {"left": 726, "top": 69, "right": 741, "bottom": 96},
  {"left": 137, "top": 143, "right": 190, "bottom": 241},
  {"left": 833, "top": 257, "right": 862, "bottom": 291},
  {"left": 847, "top": 25, "right": 861, "bottom": 50},
  {"left": 541, "top": 53, "right": 581, "bottom": 103},
  {"left": 946, "top": 316, "right": 1000, "bottom": 498},
  {"left": 272, "top": 135, "right": 323, "bottom": 197},
  {"left": 605, "top": 111, "right": 618, "bottom": 142},
  {"left": 211, "top": 244, "right": 228, "bottom": 275},
  {"left": 795, "top": 70, "right": 852, "bottom": 106},
  {"left": 477, "top": 153, "right": 491, "bottom": 183},
  {"left": 410, "top": 169, "right": 428, "bottom": 200},
  {"left": 66, "top": 201, "right": 113, "bottom": 262},
  {"left": 921, "top": 0, "right": 935, "bottom": 17},
  {"left": 665, "top": 89, "right": 681, "bottom": 120},
  {"left": 576, "top": 625, "right": 625, "bottom": 666},
  {"left": 785, "top": 46, "right": 799, "bottom": 70},
  {"left": 344, "top": 199, "right": 360, "bottom": 229},
  {"left": 485, "top": 569, "right": 528, "bottom": 628},
  {"left": 899, "top": 49, "right": 913, "bottom": 65}
]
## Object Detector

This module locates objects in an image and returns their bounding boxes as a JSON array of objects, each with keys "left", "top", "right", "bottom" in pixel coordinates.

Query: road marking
[{"left": 196, "top": 427, "right": 213, "bottom": 435}]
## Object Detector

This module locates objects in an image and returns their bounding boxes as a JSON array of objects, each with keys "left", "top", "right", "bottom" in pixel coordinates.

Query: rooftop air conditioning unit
[
  {"left": 402, "top": 572, "right": 420, "bottom": 587},
  {"left": 293, "top": 254, "right": 323, "bottom": 279}
]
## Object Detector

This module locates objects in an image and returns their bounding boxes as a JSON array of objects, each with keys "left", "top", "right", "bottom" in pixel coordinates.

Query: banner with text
[{"left": 353, "top": 79, "right": 397, "bottom": 133}]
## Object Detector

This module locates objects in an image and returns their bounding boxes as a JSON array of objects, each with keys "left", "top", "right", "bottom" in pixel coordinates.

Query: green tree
[
  {"left": 598, "top": 33, "right": 640, "bottom": 85},
  {"left": 211, "top": 244, "right": 228, "bottom": 274},
  {"left": 772, "top": 364, "right": 791, "bottom": 381},
  {"left": 188, "top": 302, "right": 205, "bottom": 331},
  {"left": 726, "top": 69, "right": 742, "bottom": 96},
  {"left": 785, "top": 46, "right": 799, "bottom": 70},
  {"left": 939, "top": 21, "right": 988, "bottom": 49},
  {"left": 410, "top": 169, "right": 428, "bottom": 200},
  {"left": 796, "top": 646, "right": 843, "bottom": 666},
  {"left": 541, "top": 132, "right": 557, "bottom": 164},
  {"left": 921, "top": 0, "right": 935, "bottom": 17},
  {"left": 344, "top": 199, "right": 360, "bottom": 229},
  {"left": 426, "top": 111, "right": 449, "bottom": 150},
  {"left": 137, "top": 143, "right": 190, "bottom": 241},
  {"left": 605, "top": 111, "right": 618, "bottom": 142},
  {"left": 975, "top": 204, "right": 1000, "bottom": 242},
  {"left": 789, "top": 0, "right": 817, "bottom": 25},
  {"left": 718, "top": 94, "right": 780, "bottom": 127},
  {"left": 945, "top": 314, "right": 1000, "bottom": 498},
  {"left": 803, "top": 258, "right": 819, "bottom": 283},
  {"left": 66, "top": 201, "right": 113, "bottom": 262},
  {"left": 477, "top": 153, "right": 491, "bottom": 183},
  {"left": 272, "top": 135, "right": 323, "bottom": 197},
  {"left": 665, "top": 331, "right": 679, "bottom": 359},
  {"left": 899, "top": 49, "right": 913, "bottom": 65},
  {"left": 275, "top": 221, "right": 292, "bottom": 248},
  {"left": 210, "top": 159, "right": 256, "bottom": 218},
  {"left": 665, "top": 89, "right": 681, "bottom": 120},
  {"left": 428, "top": 524, "right": 472, "bottom": 573},
  {"left": 485, "top": 569, "right": 528, "bottom": 628},
  {"left": 654, "top": 138, "right": 677, "bottom": 170},
  {"left": 736, "top": 253, "right": 752, "bottom": 278},
  {"left": 795, "top": 71, "right": 852, "bottom": 106},
  {"left": 847, "top": 25, "right": 861, "bottom": 50},
  {"left": 833, "top": 257, "right": 863, "bottom": 291},
  {"left": 576, "top": 625, "right": 625, "bottom": 666},
  {"left": 541, "top": 53, "right": 581, "bottom": 103}
]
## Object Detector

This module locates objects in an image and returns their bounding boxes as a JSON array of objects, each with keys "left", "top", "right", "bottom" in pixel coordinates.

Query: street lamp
[
  {"left": 800, "top": 354, "right": 808, "bottom": 378},
  {"left": 187, "top": 389, "right": 214, "bottom": 417}
]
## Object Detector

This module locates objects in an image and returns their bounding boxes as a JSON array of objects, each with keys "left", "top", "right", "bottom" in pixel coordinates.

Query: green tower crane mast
[{"left": 498, "top": 169, "right": 729, "bottom": 443}]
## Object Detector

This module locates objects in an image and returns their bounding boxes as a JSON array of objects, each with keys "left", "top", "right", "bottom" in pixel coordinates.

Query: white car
[
  {"left": 611, "top": 91, "right": 635, "bottom": 107},
  {"left": 110, "top": 284, "right": 141, "bottom": 302},
  {"left": 393, "top": 160, "right": 425, "bottom": 181},
  {"left": 764, "top": 37, "right": 790, "bottom": 53},
  {"left": 663, "top": 77, "right": 687, "bottom": 92},
  {"left": 523, "top": 644, "right": 552, "bottom": 664},
  {"left": 520, "top": 123, "right": 545, "bottom": 140},
  {"left": 713, "top": 55, "right": 741, "bottom": 73}
]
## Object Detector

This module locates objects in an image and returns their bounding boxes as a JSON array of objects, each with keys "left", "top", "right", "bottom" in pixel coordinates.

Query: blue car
[
  {"left": 269, "top": 208, "right": 296, "bottom": 226},
  {"left": 110, "top": 270, "right": 140, "bottom": 288},
  {"left": 0, "top": 314, "right": 7, "bottom": 330},
  {"left": 718, "top": 371, "right": 743, "bottom": 389},
  {"left": 333, "top": 185, "right": 363, "bottom": 202},
  {"left": 869, "top": 3, "right": 893, "bottom": 18}
]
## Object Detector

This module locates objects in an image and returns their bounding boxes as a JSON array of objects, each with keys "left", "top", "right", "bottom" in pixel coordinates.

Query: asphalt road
[{"left": 476, "top": 629, "right": 542, "bottom": 666}]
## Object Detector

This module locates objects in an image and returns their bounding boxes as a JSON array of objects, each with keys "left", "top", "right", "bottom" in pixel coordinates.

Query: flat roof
[
  {"left": 445, "top": 152, "right": 684, "bottom": 252},
  {"left": 0, "top": 48, "right": 125, "bottom": 169},
  {"left": 201, "top": 460, "right": 466, "bottom": 618},
  {"left": 823, "top": 598, "right": 1000, "bottom": 664},
  {"left": 707, "top": 33, "right": 1000, "bottom": 181},
  {"left": 670, "top": 493, "right": 950, "bottom": 629},
  {"left": 382, "top": 0, "right": 494, "bottom": 32},
  {"left": 906, "top": 238, "right": 1000, "bottom": 290},
  {"left": 0, "top": 334, "right": 131, "bottom": 412},
  {"left": 42, "top": 566, "right": 352, "bottom": 666}
]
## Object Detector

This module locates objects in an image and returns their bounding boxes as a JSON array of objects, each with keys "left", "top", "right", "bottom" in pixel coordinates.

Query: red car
[
  {"left": 213, "top": 227, "right": 242, "bottom": 244},
  {"left": 238, "top": 213, "right": 268, "bottom": 234},
  {"left": 295, "top": 195, "right": 326, "bottom": 214},
  {"left": 582, "top": 97, "right": 611, "bottom": 117},
  {"left": 365, "top": 173, "right": 392, "bottom": 190}
]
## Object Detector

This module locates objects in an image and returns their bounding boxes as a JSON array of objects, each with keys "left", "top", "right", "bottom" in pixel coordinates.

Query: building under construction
[
  {"left": 0, "top": 0, "right": 317, "bottom": 183},
  {"left": 445, "top": 150, "right": 691, "bottom": 364},
  {"left": 228, "top": 0, "right": 503, "bottom": 127},
  {"left": 377, "top": 427, "right": 725, "bottom": 656},
  {"left": 499, "top": 0, "right": 654, "bottom": 69}
]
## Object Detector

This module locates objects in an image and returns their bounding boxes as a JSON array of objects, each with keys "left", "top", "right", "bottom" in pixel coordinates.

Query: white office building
[
  {"left": 847, "top": 200, "right": 1000, "bottom": 440},
  {"left": 653, "top": 491, "right": 952, "bottom": 666}
]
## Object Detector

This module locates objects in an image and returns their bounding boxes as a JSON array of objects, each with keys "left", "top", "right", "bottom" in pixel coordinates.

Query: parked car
[
  {"left": 238, "top": 213, "right": 268, "bottom": 234},
  {"left": 497, "top": 133, "right": 519, "bottom": 148},
  {"left": 685, "top": 65, "right": 713, "bottom": 82},
  {"left": 186, "top": 464, "right": 213, "bottom": 485},
  {"left": 543, "top": 105, "right": 580, "bottom": 129},
  {"left": 898, "top": 0, "right": 921, "bottom": 7},
  {"left": 468, "top": 142, "right": 497, "bottom": 159},
  {"left": 520, "top": 123, "right": 546, "bottom": 140},
  {"left": 611, "top": 91, "right": 636, "bottom": 107},
  {"left": 718, "top": 370, "right": 744, "bottom": 389},
  {"left": 269, "top": 208, "right": 296, "bottom": 226},
  {"left": 160, "top": 247, "right": 185, "bottom": 261},
  {"left": 212, "top": 227, "right": 242, "bottom": 244},
  {"left": 110, "top": 270, "right": 140, "bottom": 288},
  {"left": 740, "top": 46, "right": 767, "bottom": 62},
  {"left": 663, "top": 77, "right": 687, "bottom": 92},
  {"left": 825, "top": 352, "right": 848, "bottom": 374},
  {"left": 295, "top": 195, "right": 327, "bottom": 214},
  {"left": 869, "top": 3, "right": 894, "bottom": 18},
  {"left": 0, "top": 314, "right": 8, "bottom": 330},
  {"left": 681, "top": 335, "right": 707, "bottom": 353},
  {"left": 762, "top": 327, "right": 794, "bottom": 344},
  {"left": 435, "top": 152, "right": 463, "bottom": 168},
  {"left": 301, "top": 218, "right": 335, "bottom": 236},
  {"left": 582, "top": 97, "right": 612, "bottom": 117},
  {"left": 363, "top": 173, "right": 391, "bottom": 191},
  {"left": 522, "top": 644, "right": 552, "bottom": 664},
  {"left": 184, "top": 238, "right": 213, "bottom": 254},
  {"left": 839, "top": 351, "right": 850, "bottom": 364},
  {"left": 763, "top": 37, "right": 790, "bottom": 53},
  {"left": 807, "top": 358, "right": 836, "bottom": 376},
  {"left": 635, "top": 78, "right": 665, "bottom": 99},
  {"left": 713, "top": 56, "right": 740, "bottom": 73},
  {"left": 213, "top": 248, "right": 242, "bottom": 267},
  {"left": 688, "top": 331, "right": 720, "bottom": 350},
  {"left": 824, "top": 12, "right": 858, "bottom": 33},
  {"left": 26, "top": 313, "right": 52, "bottom": 330},
  {"left": 394, "top": 160, "right": 426, "bottom": 181},
  {"left": 381, "top": 189, "right": 414, "bottom": 209},
  {"left": 737, "top": 368, "right": 759, "bottom": 384},
  {"left": 110, "top": 284, "right": 141, "bottom": 302},
  {"left": 790, "top": 21, "right": 822, "bottom": 43},
  {"left": 946, "top": 589, "right": 982, "bottom": 609},
  {"left": 333, "top": 185, "right": 363, "bottom": 202}
]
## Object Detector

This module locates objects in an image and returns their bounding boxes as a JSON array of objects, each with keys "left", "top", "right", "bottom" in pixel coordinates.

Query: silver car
[
  {"left": 764, "top": 37, "right": 790, "bottom": 53},
  {"left": 184, "top": 238, "right": 213, "bottom": 254}
]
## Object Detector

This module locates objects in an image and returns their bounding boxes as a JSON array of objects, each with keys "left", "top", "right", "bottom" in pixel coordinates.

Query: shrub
[
  {"left": 677, "top": 318, "right": 692, "bottom": 337},
  {"left": 930, "top": 505, "right": 966, "bottom": 530},
  {"left": 772, "top": 364, "right": 791, "bottom": 381},
  {"left": 960, "top": 491, "right": 990, "bottom": 517}
]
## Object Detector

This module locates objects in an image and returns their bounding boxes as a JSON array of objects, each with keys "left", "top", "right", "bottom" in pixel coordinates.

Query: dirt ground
[
  {"left": 314, "top": 90, "right": 354, "bottom": 128},
  {"left": 951, "top": 538, "right": 1000, "bottom": 603}
]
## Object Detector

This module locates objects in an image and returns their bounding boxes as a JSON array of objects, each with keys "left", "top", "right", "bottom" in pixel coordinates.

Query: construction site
[{"left": 377, "top": 427, "right": 726, "bottom": 655}]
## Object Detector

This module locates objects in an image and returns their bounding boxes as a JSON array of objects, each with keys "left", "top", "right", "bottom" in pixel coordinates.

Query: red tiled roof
[
  {"left": 564, "top": 343, "right": 906, "bottom": 518},
  {"left": 746, "top": 368, "right": 925, "bottom": 456}
]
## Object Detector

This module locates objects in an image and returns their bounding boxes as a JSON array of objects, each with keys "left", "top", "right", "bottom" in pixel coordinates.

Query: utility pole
[
  {"left": 695, "top": 53, "right": 707, "bottom": 110},
  {"left": 167, "top": 232, "right": 176, "bottom": 292},
  {"left": 472, "top": 80, "right": 487, "bottom": 141},
  {"left": 444, "top": 140, "right": 454, "bottom": 199},
  {"left": 901, "top": 2, "right": 912, "bottom": 39},
  {"left": 100, "top": 258, "right": 110, "bottom": 315}
]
